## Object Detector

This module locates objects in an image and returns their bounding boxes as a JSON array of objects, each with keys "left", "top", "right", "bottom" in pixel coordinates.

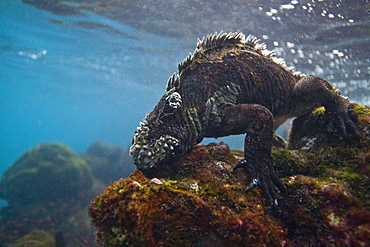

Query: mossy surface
[
  {"left": 274, "top": 103, "right": 370, "bottom": 206},
  {"left": 89, "top": 143, "right": 286, "bottom": 247},
  {"left": 0, "top": 142, "right": 93, "bottom": 205},
  {"left": 9, "top": 230, "right": 56, "bottom": 247},
  {"left": 89, "top": 105, "right": 370, "bottom": 246},
  {"left": 0, "top": 142, "right": 97, "bottom": 246},
  {"left": 273, "top": 103, "right": 370, "bottom": 246},
  {"left": 288, "top": 103, "right": 369, "bottom": 150},
  {"left": 278, "top": 175, "right": 369, "bottom": 246}
]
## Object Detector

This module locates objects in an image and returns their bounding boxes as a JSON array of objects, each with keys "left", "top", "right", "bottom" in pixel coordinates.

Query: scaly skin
[{"left": 130, "top": 32, "right": 360, "bottom": 207}]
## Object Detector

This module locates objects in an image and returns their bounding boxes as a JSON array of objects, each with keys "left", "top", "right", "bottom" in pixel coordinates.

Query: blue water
[{"left": 0, "top": 1, "right": 187, "bottom": 176}]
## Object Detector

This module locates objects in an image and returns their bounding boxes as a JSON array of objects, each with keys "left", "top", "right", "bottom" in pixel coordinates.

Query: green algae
[
  {"left": 271, "top": 103, "right": 370, "bottom": 246},
  {"left": 89, "top": 104, "right": 370, "bottom": 246},
  {"left": 353, "top": 104, "right": 370, "bottom": 115},
  {"left": 89, "top": 145, "right": 286, "bottom": 247},
  {"left": 274, "top": 146, "right": 369, "bottom": 207},
  {"left": 89, "top": 139, "right": 369, "bottom": 246},
  {"left": 10, "top": 230, "right": 56, "bottom": 247},
  {"left": 0, "top": 142, "right": 102, "bottom": 246},
  {"left": 279, "top": 174, "right": 368, "bottom": 246},
  {"left": 0, "top": 142, "right": 94, "bottom": 206}
]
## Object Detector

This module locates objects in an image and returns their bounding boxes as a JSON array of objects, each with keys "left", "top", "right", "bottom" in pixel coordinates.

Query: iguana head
[{"left": 130, "top": 88, "right": 194, "bottom": 170}]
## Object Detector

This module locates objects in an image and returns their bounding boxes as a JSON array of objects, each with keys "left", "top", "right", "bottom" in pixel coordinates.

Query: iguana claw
[
  {"left": 234, "top": 159, "right": 286, "bottom": 209},
  {"left": 246, "top": 178, "right": 259, "bottom": 192}
]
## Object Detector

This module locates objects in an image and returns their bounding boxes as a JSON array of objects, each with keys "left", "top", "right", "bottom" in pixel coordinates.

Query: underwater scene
[{"left": 0, "top": 0, "right": 369, "bottom": 246}]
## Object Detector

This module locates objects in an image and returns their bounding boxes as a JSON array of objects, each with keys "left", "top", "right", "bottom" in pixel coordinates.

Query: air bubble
[
  {"left": 286, "top": 42, "right": 295, "bottom": 48},
  {"left": 280, "top": 4, "right": 295, "bottom": 10}
]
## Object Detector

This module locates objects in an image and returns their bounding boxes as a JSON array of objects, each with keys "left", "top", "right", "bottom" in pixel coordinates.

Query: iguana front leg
[{"left": 213, "top": 104, "right": 287, "bottom": 208}]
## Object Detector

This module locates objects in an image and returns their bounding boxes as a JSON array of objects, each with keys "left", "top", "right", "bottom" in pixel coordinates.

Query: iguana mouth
[{"left": 129, "top": 121, "right": 180, "bottom": 169}]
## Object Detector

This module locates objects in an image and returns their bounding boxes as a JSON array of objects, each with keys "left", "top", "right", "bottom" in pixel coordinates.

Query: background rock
[
  {"left": 0, "top": 142, "right": 93, "bottom": 206},
  {"left": 0, "top": 142, "right": 96, "bottom": 246}
]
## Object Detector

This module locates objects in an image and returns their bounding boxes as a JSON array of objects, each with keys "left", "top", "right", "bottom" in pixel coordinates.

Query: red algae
[
  {"left": 88, "top": 104, "right": 370, "bottom": 246},
  {"left": 89, "top": 143, "right": 286, "bottom": 247}
]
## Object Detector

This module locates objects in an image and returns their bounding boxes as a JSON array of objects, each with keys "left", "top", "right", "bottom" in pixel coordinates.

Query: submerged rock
[
  {"left": 278, "top": 175, "right": 370, "bottom": 246},
  {"left": 0, "top": 142, "right": 96, "bottom": 246},
  {"left": 9, "top": 230, "right": 56, "bottom": 247},
  {"left": 272, "top": 103, "right": 370, "bottom": 246},
  {"left": 88, "top": 105, "right": 369, "bottom": 246},
  {"left": 288, "top": 103, "right": 368, "bottom": 150},
  {"left": 275, "top": 104, "right": 370, "bottom": 205},
  {"left": 0, "top": 142, "right": 93, "bottom": 206},
  {"left": 89, "top": 143, "right": 286, "bottom": 247}
]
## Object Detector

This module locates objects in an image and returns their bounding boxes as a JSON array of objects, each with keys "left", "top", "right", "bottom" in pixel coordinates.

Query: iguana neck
[
  {"left": 186, "top": 107, "right": 204, "bottom": 144},
  {"left": 184, "top": 83, "right": 242, "bottom": 144}
]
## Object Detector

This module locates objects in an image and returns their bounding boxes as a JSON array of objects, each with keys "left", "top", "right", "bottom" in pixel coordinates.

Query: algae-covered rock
[
  {"left": 0, "top": 201, "right": 96, "bottom": 246},
  {"left": 278, "top": 175, "right": 370, "bottom": 247},
  {"left": 9, "top": 230, "right": 56, "bottom": 247},
  {"left": 0, "top": 201, "right": 81, "bottom": 245},
  {"left": 274, "top": 103, "right": 370, "bottom": 206},
  {"left": 272, "top": 103, "right": 370, "bottom": 246},
  {"left": 88, "top": 104, "right": 370, "bottom": 246},
  {"left": 0, "top": 143, "right": 97, "bottom": 246},
  {"left": 288, "top": 103, "right": 368, "bottom": 150},
  {"left": 0, "top": 142, "right": 93, "bottom": 205},
  {"left": 88, "top": 143, "right": 286, "bottom": 247}
]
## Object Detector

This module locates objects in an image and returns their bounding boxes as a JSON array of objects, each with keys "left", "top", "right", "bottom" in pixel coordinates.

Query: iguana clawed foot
[
  {"left": 234, "top": 159, "right": 287, "bottom": 209},
  {"left": 323, "top": 103, "right": 361, "bottom": 142}
]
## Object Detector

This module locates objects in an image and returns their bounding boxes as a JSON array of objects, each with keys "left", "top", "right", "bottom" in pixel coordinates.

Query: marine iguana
[{"left": 130, "top": 32, "right": 359, "bottom": 207}]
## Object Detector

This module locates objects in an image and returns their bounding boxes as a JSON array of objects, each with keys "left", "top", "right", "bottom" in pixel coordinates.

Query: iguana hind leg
[
  {"left": 213, "top": 104, "right": 286, "bottom": 207},
  {"left": 292, "top": 75, "right": 360, "bottom": 140}
]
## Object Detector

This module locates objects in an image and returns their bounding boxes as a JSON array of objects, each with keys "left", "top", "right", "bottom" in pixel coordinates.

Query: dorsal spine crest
[
  {"left": 166, "top": 72, "right": 181, "bottom": 92},
  {"left": 196, "top": 32, "right": 246, "bottom": 51},
  {"left": 178, "top": 32, "right": 303, "bottom": 78}
]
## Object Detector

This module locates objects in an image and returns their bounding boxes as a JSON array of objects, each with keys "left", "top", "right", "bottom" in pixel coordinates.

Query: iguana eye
[{"left": 164, "top": 92, "right": 182, "bottom": 114}]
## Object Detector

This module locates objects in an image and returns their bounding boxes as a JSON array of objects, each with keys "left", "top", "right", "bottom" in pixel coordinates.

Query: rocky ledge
[{"left": 88, "top": 104, "right": 370, "bottom": 246}]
